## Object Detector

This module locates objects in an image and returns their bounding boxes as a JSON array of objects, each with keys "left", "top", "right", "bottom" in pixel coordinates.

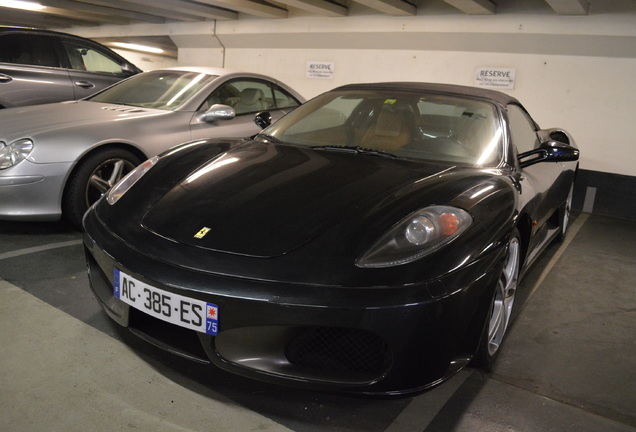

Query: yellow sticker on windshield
[
  {"left": 194, "top": 227, "right": 211, "bottom": 239},
  {"left": 384, "top": 99, "right": 397, "bottom": 105}
]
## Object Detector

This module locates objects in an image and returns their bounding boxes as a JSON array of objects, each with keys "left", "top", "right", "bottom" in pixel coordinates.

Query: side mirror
[
  {"left": 541, "top": 128, "right": 572, "bottom": 146},
  {"left": 121, "top": 63, "right": 138, "bottom": 76},
  {"left": 254, "top": 111, "right": 272, "bottom": 129},
  {"left": 200, "top": 104, "right": 236, "bottom": 123},
  {"left": 518, "top": 141, "right": 579, "bottom": 168}
]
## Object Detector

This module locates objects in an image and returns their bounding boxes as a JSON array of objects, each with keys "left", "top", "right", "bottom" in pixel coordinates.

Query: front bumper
[
  {"left": 0, "top": 160, "right": 72, "bottom": 220},
  {"left": 83, "top": 208, "right": 505, "bottom": 395}
]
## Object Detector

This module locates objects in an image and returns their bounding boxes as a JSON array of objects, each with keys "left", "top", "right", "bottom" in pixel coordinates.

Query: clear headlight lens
[
  {"left": 0, "top": 139, "right": 34, "bottom": 169},
  {"left": 356, "top": 206, "right": 472, "bottom": 268},
  {"left": 106, "top": 156, "right": 159, "bottom": 205}
]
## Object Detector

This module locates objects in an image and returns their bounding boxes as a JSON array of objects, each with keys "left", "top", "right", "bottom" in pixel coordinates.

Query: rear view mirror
[
  {"left": 254, "top": 111, "right": 272, "bottom": 129},
  {"left": 200, "top": 104, "right": 236, "bottom": 122}
]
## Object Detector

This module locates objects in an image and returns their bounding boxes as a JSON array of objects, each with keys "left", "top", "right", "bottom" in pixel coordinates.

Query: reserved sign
[
  {"left": 307, "top": 61, "right": 335, "bottom": 79},
  {"left": 475, "top": 67, "right": 516, "bottom": 90}
]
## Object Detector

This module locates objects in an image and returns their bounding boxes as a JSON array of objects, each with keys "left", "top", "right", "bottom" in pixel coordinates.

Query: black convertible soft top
[{"left": 335, "top": 82, "right": 519, "bottom": 107}]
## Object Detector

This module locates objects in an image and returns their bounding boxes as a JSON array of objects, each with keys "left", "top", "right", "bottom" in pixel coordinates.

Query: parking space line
[{"left": 0, "top": 239, "right": 83, "bottom": 261}]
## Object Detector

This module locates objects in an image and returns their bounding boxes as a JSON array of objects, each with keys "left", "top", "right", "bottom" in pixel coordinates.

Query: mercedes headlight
[
  {"left": 356, "top": 206, "right": 472, "bottom": 268},
  {"left": 0, "top": 139, "right": 34, "bottom": 169},
  {"left": 106, "top": 156, "right": 159, "bottom": 205}
]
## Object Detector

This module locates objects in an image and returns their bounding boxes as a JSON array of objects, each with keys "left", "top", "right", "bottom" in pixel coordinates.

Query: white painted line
[
  {"left": 583, "top": 187, "right": 597, "bottom": 213},
  {"left": 0, "top": 239, "right": 83, "bottom": 261}
]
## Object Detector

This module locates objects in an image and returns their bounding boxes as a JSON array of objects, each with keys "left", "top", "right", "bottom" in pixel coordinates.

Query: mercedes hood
[{"left": 0, "top": 100, "right": 170, "bottom": 142}]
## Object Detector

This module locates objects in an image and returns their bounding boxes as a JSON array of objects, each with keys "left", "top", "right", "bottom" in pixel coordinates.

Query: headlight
[
  {"left": 0, "top": 139, "right": 34, "bottom": 169},
  {"left": 356, "top": 206, "right": 472, "bottom": 268},
  {"left": 106, "top": 156, "right": 159, "bottom": 205}
]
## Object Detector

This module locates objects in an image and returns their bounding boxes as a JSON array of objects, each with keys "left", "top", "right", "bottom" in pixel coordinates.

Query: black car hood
[{"left": 142, "top": 142, "right": 449, "bottom": 258}]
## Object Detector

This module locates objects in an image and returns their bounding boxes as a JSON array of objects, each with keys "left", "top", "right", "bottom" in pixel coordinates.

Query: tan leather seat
[{"left": 361, "top": 109, "right": 411, "bottom": 151}]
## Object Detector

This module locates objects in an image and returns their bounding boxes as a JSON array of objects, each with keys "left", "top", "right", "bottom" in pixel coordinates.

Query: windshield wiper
[
  {"left": 100, "top": 102, "right": 146, "bottom": 108},
  {"left": 311, "top": 145, "right": 398, "bottom": 159}
]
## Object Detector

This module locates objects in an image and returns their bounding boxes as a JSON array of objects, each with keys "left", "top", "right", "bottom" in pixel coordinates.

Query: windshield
[
  {"left": 88, "top": 70, "right": 216, "bottom": 110},
  {"left": 261, "top": 90, "right": 503, "bottom": 166}
]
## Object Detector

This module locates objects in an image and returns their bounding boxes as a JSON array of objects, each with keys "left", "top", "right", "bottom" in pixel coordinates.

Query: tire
[
  {"left": 63, "top": 147, "right": 141, "bottom": 229},
  {"left": 472, "top": 230, "right": 521, "bottom": 367},
  {"left": 556, "top": 183, "right": 574, "bottom": 242}
]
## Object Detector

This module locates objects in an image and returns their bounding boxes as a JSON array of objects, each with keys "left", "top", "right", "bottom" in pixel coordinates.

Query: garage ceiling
[
  {"left": 0, "top": 0, "right": 594, "bottom": 30},
  {"left": 2, "top": 0, "right": 626, "bottom": 59}
]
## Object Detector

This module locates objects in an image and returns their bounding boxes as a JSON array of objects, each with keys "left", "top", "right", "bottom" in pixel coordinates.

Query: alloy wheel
[
  {"left": 562, "top": 185, "right": 574, "bottom": 236},
  {"left": 85, "top": 158, "right": 136, "bottom": 208},
  {"left": 487, "top": 236, "right": 520, "bottom": 356}
]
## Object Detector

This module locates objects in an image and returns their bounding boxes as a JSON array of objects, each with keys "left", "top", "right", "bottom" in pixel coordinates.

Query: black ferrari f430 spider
[{"left": 83, "top": 82, "right": 579, "bottom": 395}]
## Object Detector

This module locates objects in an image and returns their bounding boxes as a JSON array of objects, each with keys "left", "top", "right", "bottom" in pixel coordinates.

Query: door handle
[
  {"left": 0, "top": 74, "right": 13, "bottom": 83},
  {"left": 74, "top": 80, "right": 95, "bottom": 89}
]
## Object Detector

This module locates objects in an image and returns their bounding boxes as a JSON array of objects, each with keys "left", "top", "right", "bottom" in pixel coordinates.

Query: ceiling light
[
  {"left": 111, "top": 42, "right": 164, "bottom": 54},
  {"left": 0, "top": 0, "right": 46, "bottom": 11}
]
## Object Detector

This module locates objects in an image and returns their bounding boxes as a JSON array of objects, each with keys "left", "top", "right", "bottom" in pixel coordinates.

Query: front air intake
[{"left": 284, "top": 326, "right": 390, "bottom": 375}]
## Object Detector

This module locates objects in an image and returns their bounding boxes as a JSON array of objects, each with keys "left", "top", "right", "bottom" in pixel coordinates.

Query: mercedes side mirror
[{"left": 200, "top": 104, "right": 236, "bottom": 123}]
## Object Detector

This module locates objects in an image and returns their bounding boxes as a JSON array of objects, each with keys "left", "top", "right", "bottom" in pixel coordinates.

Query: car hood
[
  {"left": 0, "top": 101, "right": 170, "bottom": 140},
  {"left": 141, "top": 142, "right": 451, "bottom": 258}
]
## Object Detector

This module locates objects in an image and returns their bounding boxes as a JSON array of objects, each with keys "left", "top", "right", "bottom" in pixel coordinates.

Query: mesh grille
[{"left": 284, "top": 327, "right": 390, "bottom": 375}]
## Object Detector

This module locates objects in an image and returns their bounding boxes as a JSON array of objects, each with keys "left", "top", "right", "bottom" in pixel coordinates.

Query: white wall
[
  {"left": 212, "top": 12, "right": 636, "bottom": 177},
  {"left": 222, "top": 47, "right": 635, "bottom": 177},
  {"left": 65, "top": 6, "right": 636, "bottom": 177},
  {"left": 111, "top": 48, "right": 177, "bottom": 71}
]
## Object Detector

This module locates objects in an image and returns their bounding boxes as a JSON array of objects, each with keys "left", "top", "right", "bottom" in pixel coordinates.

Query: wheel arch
[
  {"left": 61, "top": 142, "right": 148, "bottom": 200},
  {"left": 457, "top": 220, "right": 528, "bottom": 363},
  {"left": 60, "top": 143, "right": 148, "bottom": 227}
]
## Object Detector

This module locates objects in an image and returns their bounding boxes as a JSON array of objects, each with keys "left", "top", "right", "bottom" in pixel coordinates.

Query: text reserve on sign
[{"left": 479, "top": 70, "right": 512, "bottom": 77}]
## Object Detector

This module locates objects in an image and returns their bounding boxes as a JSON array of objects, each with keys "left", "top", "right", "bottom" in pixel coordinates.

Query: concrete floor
[{"left": 1, "top": 213, "right": 635, "bottom": 432}]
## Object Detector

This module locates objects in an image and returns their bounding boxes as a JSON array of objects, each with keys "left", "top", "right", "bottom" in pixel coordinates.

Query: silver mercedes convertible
[{"left": 0, "top": 66, "right": 304, "bottom": 227}]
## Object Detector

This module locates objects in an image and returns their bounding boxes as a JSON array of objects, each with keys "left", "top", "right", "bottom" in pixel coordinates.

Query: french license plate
[{"left": 114, "top": 268, "right": 218, "bottom": 336}]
